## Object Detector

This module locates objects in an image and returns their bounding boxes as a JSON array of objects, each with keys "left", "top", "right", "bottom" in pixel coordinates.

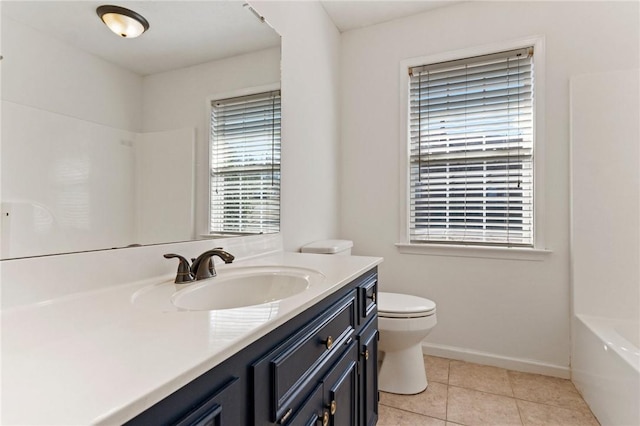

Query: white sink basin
[
  {"left": 132, "top": 266, "right": 325, "bottom": 312},
  {"left": 172, "top": 266, "right": 323, "bottom": 311}
]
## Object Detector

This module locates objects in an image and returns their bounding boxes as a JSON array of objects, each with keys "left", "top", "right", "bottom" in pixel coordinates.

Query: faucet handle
[{"left": 163, "top": 253, "right": 195, "bottom": 284}]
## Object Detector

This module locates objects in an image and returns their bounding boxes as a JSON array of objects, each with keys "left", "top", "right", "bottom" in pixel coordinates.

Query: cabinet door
[
  {"left": 359, "top": 319, "right": 378, "bottom": 426},
  {"left": 322, "top": 343, "right": 358, "bottom": 426},
  {"left": 285, "top": 384, "right": 324, "bottom": 426},
  {"left": 175, "top": 377, "right": 239, "bottom": 426}
]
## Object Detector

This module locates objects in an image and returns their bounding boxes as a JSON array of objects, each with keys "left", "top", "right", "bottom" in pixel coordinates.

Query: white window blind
[
  {"left": 408, "top": 48, "right": 534, "bottom": 246},
  {"left": 210, "top": 90, "right": 281, "bottom": 234}
]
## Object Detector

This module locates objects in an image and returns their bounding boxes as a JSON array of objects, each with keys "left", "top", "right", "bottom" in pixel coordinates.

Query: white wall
[
  {"left": 571, "top": 69, "right": 640, "bottom": 321},
  {"left": 1, "top": 17, "right": 142, "bottom": 132},
  {"left": 141, "top": 47, "right": 281, "bottom": 237},
  {"left": 135, "top": 129, "right": 195, "bottom": 245},
  {"left": 250, "top": 1, "right": 342, "bottom": 251},
  {"left": 339, "top": 1, "right": 639, "bottom": 374}
]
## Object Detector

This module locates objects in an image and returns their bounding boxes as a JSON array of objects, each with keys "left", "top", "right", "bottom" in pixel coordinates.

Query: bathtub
[{"left": 572, "top": 314, "right": 640, "bottom": 426}]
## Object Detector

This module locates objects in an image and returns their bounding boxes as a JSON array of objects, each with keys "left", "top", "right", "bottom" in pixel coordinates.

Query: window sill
[
  {"left": 395, "top": 242, "right": 551, "bottom": 261},
  {"left": 200, "top": 233, "right": 263, "bottom": 238}
]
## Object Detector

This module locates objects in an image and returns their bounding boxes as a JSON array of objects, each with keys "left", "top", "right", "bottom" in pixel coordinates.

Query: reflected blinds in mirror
[
  {"left": 210, "top": 90, "right": 281, "bottom": 234},
  {"left": 408, "top": 48, "right": 534, "bottom": 246}
]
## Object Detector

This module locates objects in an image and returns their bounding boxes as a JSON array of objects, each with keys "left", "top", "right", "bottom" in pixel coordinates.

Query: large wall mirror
[{"left": 0, "top": 1, "right": 281, "bottom": 260}]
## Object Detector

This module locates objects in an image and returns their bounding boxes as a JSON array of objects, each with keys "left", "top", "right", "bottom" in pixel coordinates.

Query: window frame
[
  {"left": 397, "top": 37, "right": 550, "bottom": 260},
  {"left": 207, "top": 83, "right": 281, "bottom": 237}
]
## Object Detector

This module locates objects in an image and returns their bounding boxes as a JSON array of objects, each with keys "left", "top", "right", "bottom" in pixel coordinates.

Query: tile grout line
[
  {"left": 378, "top": 402, "right": 448, "bottom": 423},
  {"left": 445, "top": 359, "right": 451, "bottom": 422},
  {"left": 445, "top": 380, "right": 450, "bottom": 423},
  {"left": 447, "top": 383, "right": 514, "bottom": 399},
  {"left": 508, "top": 369, "right": 526, "bottom": 426}
]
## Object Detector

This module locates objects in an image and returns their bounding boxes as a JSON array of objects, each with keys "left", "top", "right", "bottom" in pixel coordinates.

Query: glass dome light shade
[{"left": 97, "top": 5, "right": 149, "bottom": 38}]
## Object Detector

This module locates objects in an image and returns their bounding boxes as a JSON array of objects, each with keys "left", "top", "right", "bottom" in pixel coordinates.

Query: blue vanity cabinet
[
  {"left": 175, "top": 377, "right": 240, "bottom": 426},
  {"left": 356, "top": 270, "right": 379, "bottom": 426},
  {"left": 285, "top": 383, "right": 325, "bottom": 425},
  {"left": 251, "top": 289, "right": 358, "bottom": 424},
  {"left": 283, "top": 342, "right": 359, "bottom": 426},
  {"left": 124, "top": 267, "right": 378, "bottom": 426}
]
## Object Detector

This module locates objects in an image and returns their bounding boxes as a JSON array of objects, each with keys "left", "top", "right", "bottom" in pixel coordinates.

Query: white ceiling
[
  {"left": 320, "top": 0, "right": 462, "bottom": 32},
  {"left": 1, "top": 1, "right": 281, "bottom": 76}
]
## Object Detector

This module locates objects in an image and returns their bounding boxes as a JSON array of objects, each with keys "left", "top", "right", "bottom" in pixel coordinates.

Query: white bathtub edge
[
  {"left": 572, "top": 315, "right": 640, "bottom": 426},
  {"left": 574, "top": 314, "right": 640, "bottom": 371},
  {"left": 421, "top": 342, "right": 570, "bottom": 378}
]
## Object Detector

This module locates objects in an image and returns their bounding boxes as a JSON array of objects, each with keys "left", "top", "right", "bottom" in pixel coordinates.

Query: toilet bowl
[{"left": 378, "top": 292, "right": 437, "bottom": 395}]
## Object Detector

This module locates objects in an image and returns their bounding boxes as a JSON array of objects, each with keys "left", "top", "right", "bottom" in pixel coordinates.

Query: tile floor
[{"left": 377, "top": 356, "right": 600, "bottom": 426}]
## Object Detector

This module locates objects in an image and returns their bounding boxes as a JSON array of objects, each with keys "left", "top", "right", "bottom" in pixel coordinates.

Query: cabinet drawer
[
  {"left": 359, "top": 274, "right": 377, "bottom": 324},
  {"left": 270, "top": 290, "right": 357, "bottom": 422}
]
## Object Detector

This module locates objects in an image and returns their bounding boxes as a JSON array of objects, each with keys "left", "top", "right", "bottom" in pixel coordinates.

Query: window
[
  {"left": 408, "top": 47, "right": 534, "bottom": 247},
  {"left": 210, "top": 90, "right": 281, "bottom": 235}
]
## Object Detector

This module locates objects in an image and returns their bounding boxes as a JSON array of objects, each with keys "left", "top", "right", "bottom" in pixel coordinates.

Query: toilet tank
[{"left": 301, "top": 240, "right": 353, "bottom": 255}]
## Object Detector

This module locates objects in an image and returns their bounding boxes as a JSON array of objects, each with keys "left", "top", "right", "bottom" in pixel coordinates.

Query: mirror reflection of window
[{"left": 210, "top": 91, "right": 281, "bottom": 235}]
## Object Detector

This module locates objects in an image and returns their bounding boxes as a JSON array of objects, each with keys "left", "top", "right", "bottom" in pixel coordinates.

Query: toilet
[
  {"left": 377, "top": 292, "right": 437, "bottom": 394},
  {"left": 300, "top": 240, "right": 438, "bottom": 395}
]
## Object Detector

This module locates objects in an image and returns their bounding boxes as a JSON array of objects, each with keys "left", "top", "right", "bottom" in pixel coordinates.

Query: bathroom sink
[
  {"left": 132, "top": 266, "right": 325, "bottom": 312},
  {"left": 172, "top": 266, "right": 323, "bottom": 311}
]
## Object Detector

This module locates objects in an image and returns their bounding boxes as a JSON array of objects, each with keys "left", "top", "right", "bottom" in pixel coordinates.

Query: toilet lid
[{"left": 378, "top": 292, "right": 436, "bottom": 318}]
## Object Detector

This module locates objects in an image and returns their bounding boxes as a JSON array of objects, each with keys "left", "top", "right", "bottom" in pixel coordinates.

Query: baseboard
[{"left": 421, "top": 342, "right": 570, "bottom": 379}]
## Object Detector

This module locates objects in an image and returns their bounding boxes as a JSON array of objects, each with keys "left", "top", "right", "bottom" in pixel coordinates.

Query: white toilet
[
  {"left": 300, "top": 240, "right": 438, "bottom": 395},
  {"left": 377, "top": 292, "right": 437, "bottom": 394}
]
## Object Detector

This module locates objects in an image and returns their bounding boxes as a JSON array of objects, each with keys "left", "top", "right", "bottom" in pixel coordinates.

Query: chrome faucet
[{"left": 164, "top": 248, "right": 235, "bottom": 284}]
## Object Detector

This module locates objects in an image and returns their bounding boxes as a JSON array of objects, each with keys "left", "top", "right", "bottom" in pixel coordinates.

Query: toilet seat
[{"left": 378, "top": 292, "right": 436, "bottom": 318}]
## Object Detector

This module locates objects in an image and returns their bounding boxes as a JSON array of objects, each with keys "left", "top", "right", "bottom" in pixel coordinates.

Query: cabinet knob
[
  {"left": 325, "top": 336, "right": 334, "bottom": 350},
  {"left": 368, "top": 292, "right": 376, "bottom": 303},
  {"left": 321, "top": 411, "right": 329, "bottom": 426},
  {"left": 362, "top": 349, "right": 369, "bottom": 361},
  {"left": 330, "top": 400, "right": 337, "bottom": 415}
]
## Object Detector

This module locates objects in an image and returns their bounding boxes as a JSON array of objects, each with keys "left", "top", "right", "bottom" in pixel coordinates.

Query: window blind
[
  {"left": 408, "top": 48, "right": 534, "bottom": 246},
  {"left": 210, "top": 90, "right": 281, "bottom": 234}
]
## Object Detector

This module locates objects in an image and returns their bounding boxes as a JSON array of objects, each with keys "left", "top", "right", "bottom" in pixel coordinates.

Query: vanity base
[{"left": 125, "top": 268, "right": 379, "bottom": 426}]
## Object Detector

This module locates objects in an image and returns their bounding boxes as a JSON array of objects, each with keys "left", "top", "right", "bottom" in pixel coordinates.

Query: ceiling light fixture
[{"left": 96, "top": 5, "right": 149, "bottom": 38}]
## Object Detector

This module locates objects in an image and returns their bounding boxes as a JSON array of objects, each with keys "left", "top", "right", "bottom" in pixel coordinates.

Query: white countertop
[{"left": 1, "top": 252, "right": 381, "bottom": 425}]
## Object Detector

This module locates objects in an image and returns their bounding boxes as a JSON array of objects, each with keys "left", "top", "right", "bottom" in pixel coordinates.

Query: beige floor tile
[
  {"left": 508, "top": 371, "right": 591, "bottom": 413},
  {"left": 424, "top": 355, "right": 451, "bottom": 384},
  {"left": 380, "top": 381, "right": 448, "bottom": 420},
  {"left": 447, "top": 386, "right": 522, "bottom": 426},
  {"left": 378, "top": 405, "right": 446, "bottom": 426},
  {"left": 449, "top": 360, "right": 513, "bottom": 396},
  {"left": 517, "top": 399, "right": 600, "bottom": 426}
]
